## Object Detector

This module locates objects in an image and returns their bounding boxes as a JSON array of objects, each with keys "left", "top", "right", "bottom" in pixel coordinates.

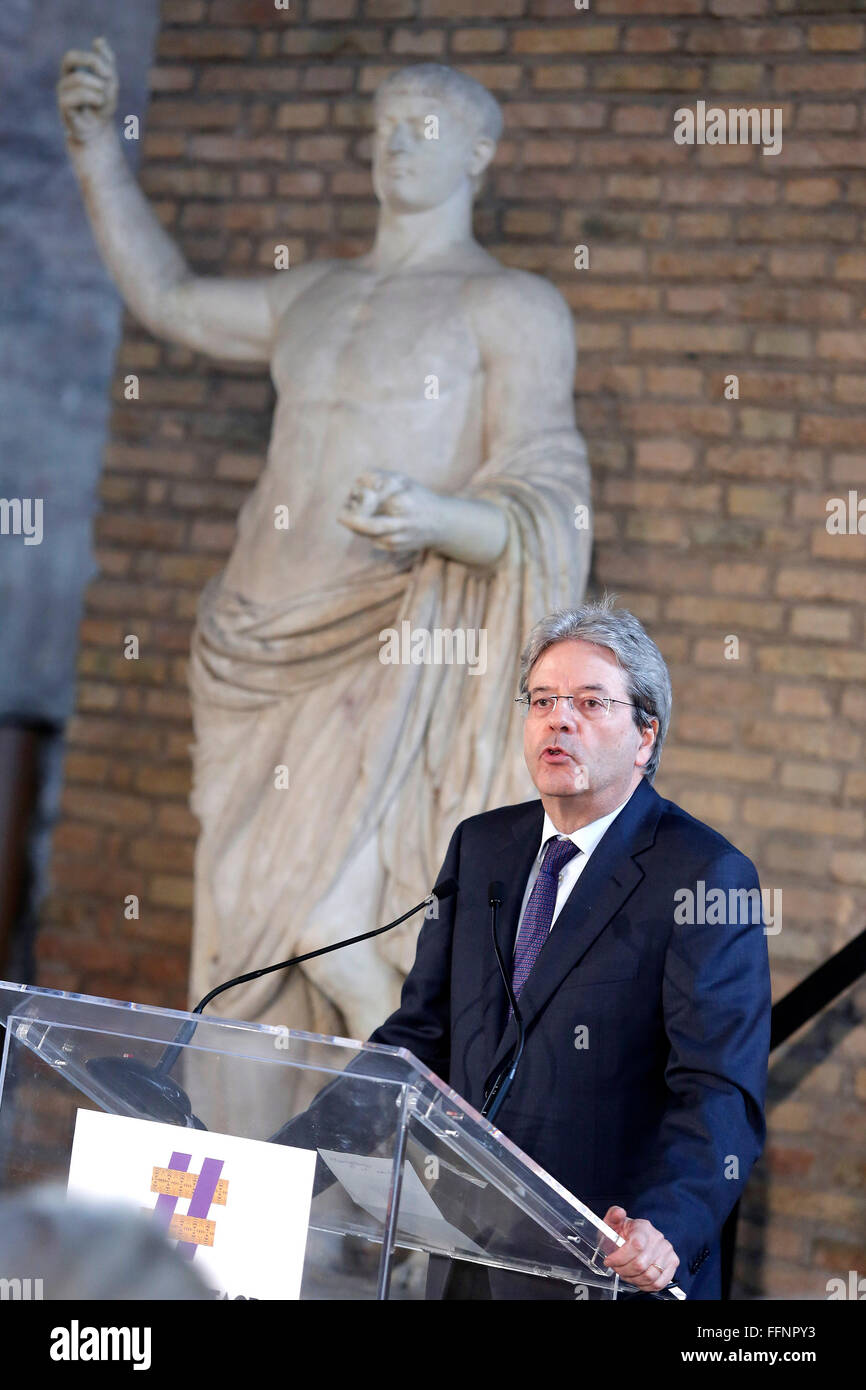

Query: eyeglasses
[{"left": 515, "top": 693, "right": 641, "bottom": 721}]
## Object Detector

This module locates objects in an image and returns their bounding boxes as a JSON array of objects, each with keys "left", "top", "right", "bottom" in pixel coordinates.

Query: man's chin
[{"left": 535, "top": 767, "right": 590, "bottom": 797}]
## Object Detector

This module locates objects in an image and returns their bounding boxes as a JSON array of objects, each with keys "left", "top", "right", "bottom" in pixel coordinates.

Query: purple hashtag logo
[{"left": 150, "top": 1150, "right": 225, "bottom": 1261}]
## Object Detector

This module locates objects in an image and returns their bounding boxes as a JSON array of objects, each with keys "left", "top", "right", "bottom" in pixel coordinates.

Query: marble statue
[{"left": 58, "top": 44, "right": 592, "bottom": 1086}]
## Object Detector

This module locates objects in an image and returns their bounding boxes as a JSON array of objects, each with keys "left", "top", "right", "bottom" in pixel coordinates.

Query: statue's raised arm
[{"left": 57, "top": 37, "right": 294, "bottom": 362}]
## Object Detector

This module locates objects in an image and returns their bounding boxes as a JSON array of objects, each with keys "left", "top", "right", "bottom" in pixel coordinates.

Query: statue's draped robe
[{"left": 186, "top": 428, "right": 591, "bottom": 1129}]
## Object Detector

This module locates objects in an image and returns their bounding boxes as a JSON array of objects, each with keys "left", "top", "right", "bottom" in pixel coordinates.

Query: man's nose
[{"left": 548, "top": 699, "right": 577, "bottom": 730}]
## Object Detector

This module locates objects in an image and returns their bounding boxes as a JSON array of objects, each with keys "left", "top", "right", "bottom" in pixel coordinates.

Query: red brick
[
  {"left": 200, "top": 65, "right": 298, "bottom": 93},
  {"left": 807, "top": 24, "right": 865, "bottom": 53},
  {"left": 531, "top": 66, "right": 587, "bottom": 92},
  {"left": 60, "top": 788, "right": 152, "bottom": 829},
  {"left": 785, "top": 177, "right": 842, "bottom": 207},
  {"left": 452, "top": 29, "right": 506, "bottom": 54},
  {"left": 835, "top": 251, "right": 866, "bottom": 280},
  {"left": 209, "top": 1, "right": 286, "bottom": 21},
  {"left": 625, "top": 25, "right": 677, "bottom": 53},
  {"left": 668, "top": 594, "right": 784, "bottom": 630},
  {"left": 816, "top": 332, "right": 866, "bottom": 364},
  {"left": 188, "top": 134, "right": 290, "bottom": 163},
  {"left": 737, "top": 210, "right": 858, "bottom": 242},
  {"left": 650, "top": 248, "right": 761, "bottom": 280},
  {"left": 513, "top": 26, "right": 618, "bottom": 52},
  {"left": 829, "top": 455, "right": 866, "bottom": 485},
  {"left": 635, "top": 439, "right": 696, "bottom": 473},
  {"left": 687, "top": 22, "right": 798, "bottom": 54},
  {"left": 148, "top": 66, "right": 196, "bottom": 93},
  {"left": 594, "top": 63, "right": 703, "bottom": 91},
  {"left": 800, "top": 415, "right": 864, "bottom": 448},
  {"left": 768, "top": 249, "right": 827, "bottom": 279},
  {"left": 707, "top": 61, "right": 767, "bottom": 91},
  {"left": 422, "top": 0, "right": 523, "bottom": 13},
  {"left": 309, "top": 0, "right": 358, "bottom": 16},
  {"left": 777, "top": 567, "right": 863, "bottom": 602},
  {"left": 612, "top": 104, "right": 667, "bottom": 135},
  {"left": 389, "top": 30, "right": 444, "bottom": 54},
  {"left": 594, "top": 0, "right": 701, "bottom": 10},
  {"left": 631, "top": 322, "right": 748, "bottom": 353},
  {"left": 674, "top": 211, "right": 733, "bottom": 240},
  {"left": 797, "top": 103, "right": 858, "bottom": 133},
  {"left": 775, "top": 62, "right": 866, "bottom": 92},
  {"left": 645, "top": 366, "right": 703, "bottom": 397},
  {"left": 157, "top": 29, "right": 253, "bottom": 60}
]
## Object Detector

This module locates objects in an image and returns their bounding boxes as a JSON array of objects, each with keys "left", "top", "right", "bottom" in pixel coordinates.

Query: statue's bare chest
[{"left": 271, "top": 267, "right": 482, "bottom": 403}]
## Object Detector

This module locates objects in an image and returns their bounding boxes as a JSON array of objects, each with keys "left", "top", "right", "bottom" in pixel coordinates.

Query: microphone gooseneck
[
  {"left": 85, "top": 878, "right": 458, "bottom": 1129},
  {"left": 156, "top": 876, "right": 458, "bottom": 1077},
  {"left": 480, "top": 880, "right": 525, "bottom": 1125}
]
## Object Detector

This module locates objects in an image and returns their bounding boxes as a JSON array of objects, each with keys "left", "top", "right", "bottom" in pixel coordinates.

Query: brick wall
[{"left": 40, "top": 0, "right": 866, "bottom": 1298}]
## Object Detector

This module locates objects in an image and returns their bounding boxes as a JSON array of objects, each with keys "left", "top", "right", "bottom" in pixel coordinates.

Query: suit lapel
[{"left": 483, "top": 779, "right": 662, "bottom": 1090}]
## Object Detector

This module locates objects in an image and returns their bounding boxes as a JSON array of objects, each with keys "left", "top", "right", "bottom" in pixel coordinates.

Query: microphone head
[
  {"left": 488, "top": 880, "right": 506, "bottom": 906},
  {"left": 431, "top": 877, "right": 458, "bottom": 903}
]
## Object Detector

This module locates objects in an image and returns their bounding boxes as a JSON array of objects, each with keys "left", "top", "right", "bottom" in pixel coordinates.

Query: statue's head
[{"left": 371, "top": 64, "right": 502, "bottom": 212}]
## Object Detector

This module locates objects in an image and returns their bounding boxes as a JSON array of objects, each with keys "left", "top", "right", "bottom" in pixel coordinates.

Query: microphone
[
  {"left": 86, "top": 878, "right": 458, "bottom": 1128},
  {"left": 480, "top": 880, "right": 526, "bottom": 1125}
]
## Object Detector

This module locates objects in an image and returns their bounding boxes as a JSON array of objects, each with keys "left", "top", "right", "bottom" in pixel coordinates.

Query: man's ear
[{"left": 636, "top": 718, "right": 659, "bottom": 768}]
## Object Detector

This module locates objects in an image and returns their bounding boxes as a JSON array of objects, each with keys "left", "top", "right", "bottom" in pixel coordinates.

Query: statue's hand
[
  {"left": 58, "top": 36, "right": 118, "bottom": 145},
  {"left": 337, "top": 470, "right": 447, "bottom": 555}
]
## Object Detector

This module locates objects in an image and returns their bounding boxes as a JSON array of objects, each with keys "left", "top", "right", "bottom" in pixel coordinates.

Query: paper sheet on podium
[{"left": 318, "top": 1150, "right": 484, "bottom": 1254}]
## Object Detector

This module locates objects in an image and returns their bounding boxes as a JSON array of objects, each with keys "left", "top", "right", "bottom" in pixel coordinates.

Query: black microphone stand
[
  {"left": 86, "top": 879, "right": 457, "bottom": 1128},
  {"left": 480, "top": 881, "right": 525, "bottom": 1125}
]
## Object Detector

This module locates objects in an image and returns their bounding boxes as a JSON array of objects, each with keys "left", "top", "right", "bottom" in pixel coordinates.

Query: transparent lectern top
[{"left": 0, "top": 981, "right": 645, "bottom": 1299}]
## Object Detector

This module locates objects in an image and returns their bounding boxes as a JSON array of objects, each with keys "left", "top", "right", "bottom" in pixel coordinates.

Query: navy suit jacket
[{"left": 364, "top": 777, "right": 771, "bottom": 1300}]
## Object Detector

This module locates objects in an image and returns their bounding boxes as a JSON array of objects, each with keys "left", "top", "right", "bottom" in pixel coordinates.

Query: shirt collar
[{"left": 539, "top": 785, "right": 637, "bottom": 862}]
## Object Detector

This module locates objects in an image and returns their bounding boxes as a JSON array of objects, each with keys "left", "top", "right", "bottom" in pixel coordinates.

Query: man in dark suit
[{"left": 358, "top": 599, "right": 772, "bottom": 1299}]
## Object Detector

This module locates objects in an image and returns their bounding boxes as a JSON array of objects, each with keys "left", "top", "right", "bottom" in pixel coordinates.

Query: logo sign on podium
[{"left": 67, "top": 1110, "right": 316, "bottom": 1300}]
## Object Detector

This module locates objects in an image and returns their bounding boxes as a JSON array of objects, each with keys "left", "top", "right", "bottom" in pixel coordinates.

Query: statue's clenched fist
[
  {"left": 338, "top": 469, "right": 447, "bottom": 557},
  {"left": 57, "top": 36, "right": 118, "bottom": 144},
  {"left": 338, "top": 468, "right": 508, "bottom": 569}
]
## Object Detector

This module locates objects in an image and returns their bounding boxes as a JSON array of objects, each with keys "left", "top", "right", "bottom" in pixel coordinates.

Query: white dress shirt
[{"left": 514, "top": 787, "right": 638, "bottom": 951}]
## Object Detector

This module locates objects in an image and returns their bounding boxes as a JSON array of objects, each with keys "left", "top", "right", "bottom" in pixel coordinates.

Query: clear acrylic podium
[{"left": 0, "top": 981, "right": 636, "bottom": 1300}]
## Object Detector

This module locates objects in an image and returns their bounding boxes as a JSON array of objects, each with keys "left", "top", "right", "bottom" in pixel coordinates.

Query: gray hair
[{"left": 518, "top": 595, "right": 672, "bottom": 783}]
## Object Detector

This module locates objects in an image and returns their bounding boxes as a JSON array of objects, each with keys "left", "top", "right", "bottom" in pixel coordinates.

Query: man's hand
[
  {"left": 58, "top": 37, "right": 118, "bottom": 145},
  {"left": 601, "top": 1205, "right": 680, "bottom": 1293}
]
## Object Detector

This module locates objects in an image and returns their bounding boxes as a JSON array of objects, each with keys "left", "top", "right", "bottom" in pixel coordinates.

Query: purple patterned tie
[{"left": 511, "top": 836, "right": 582, "bottom": 1003}]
